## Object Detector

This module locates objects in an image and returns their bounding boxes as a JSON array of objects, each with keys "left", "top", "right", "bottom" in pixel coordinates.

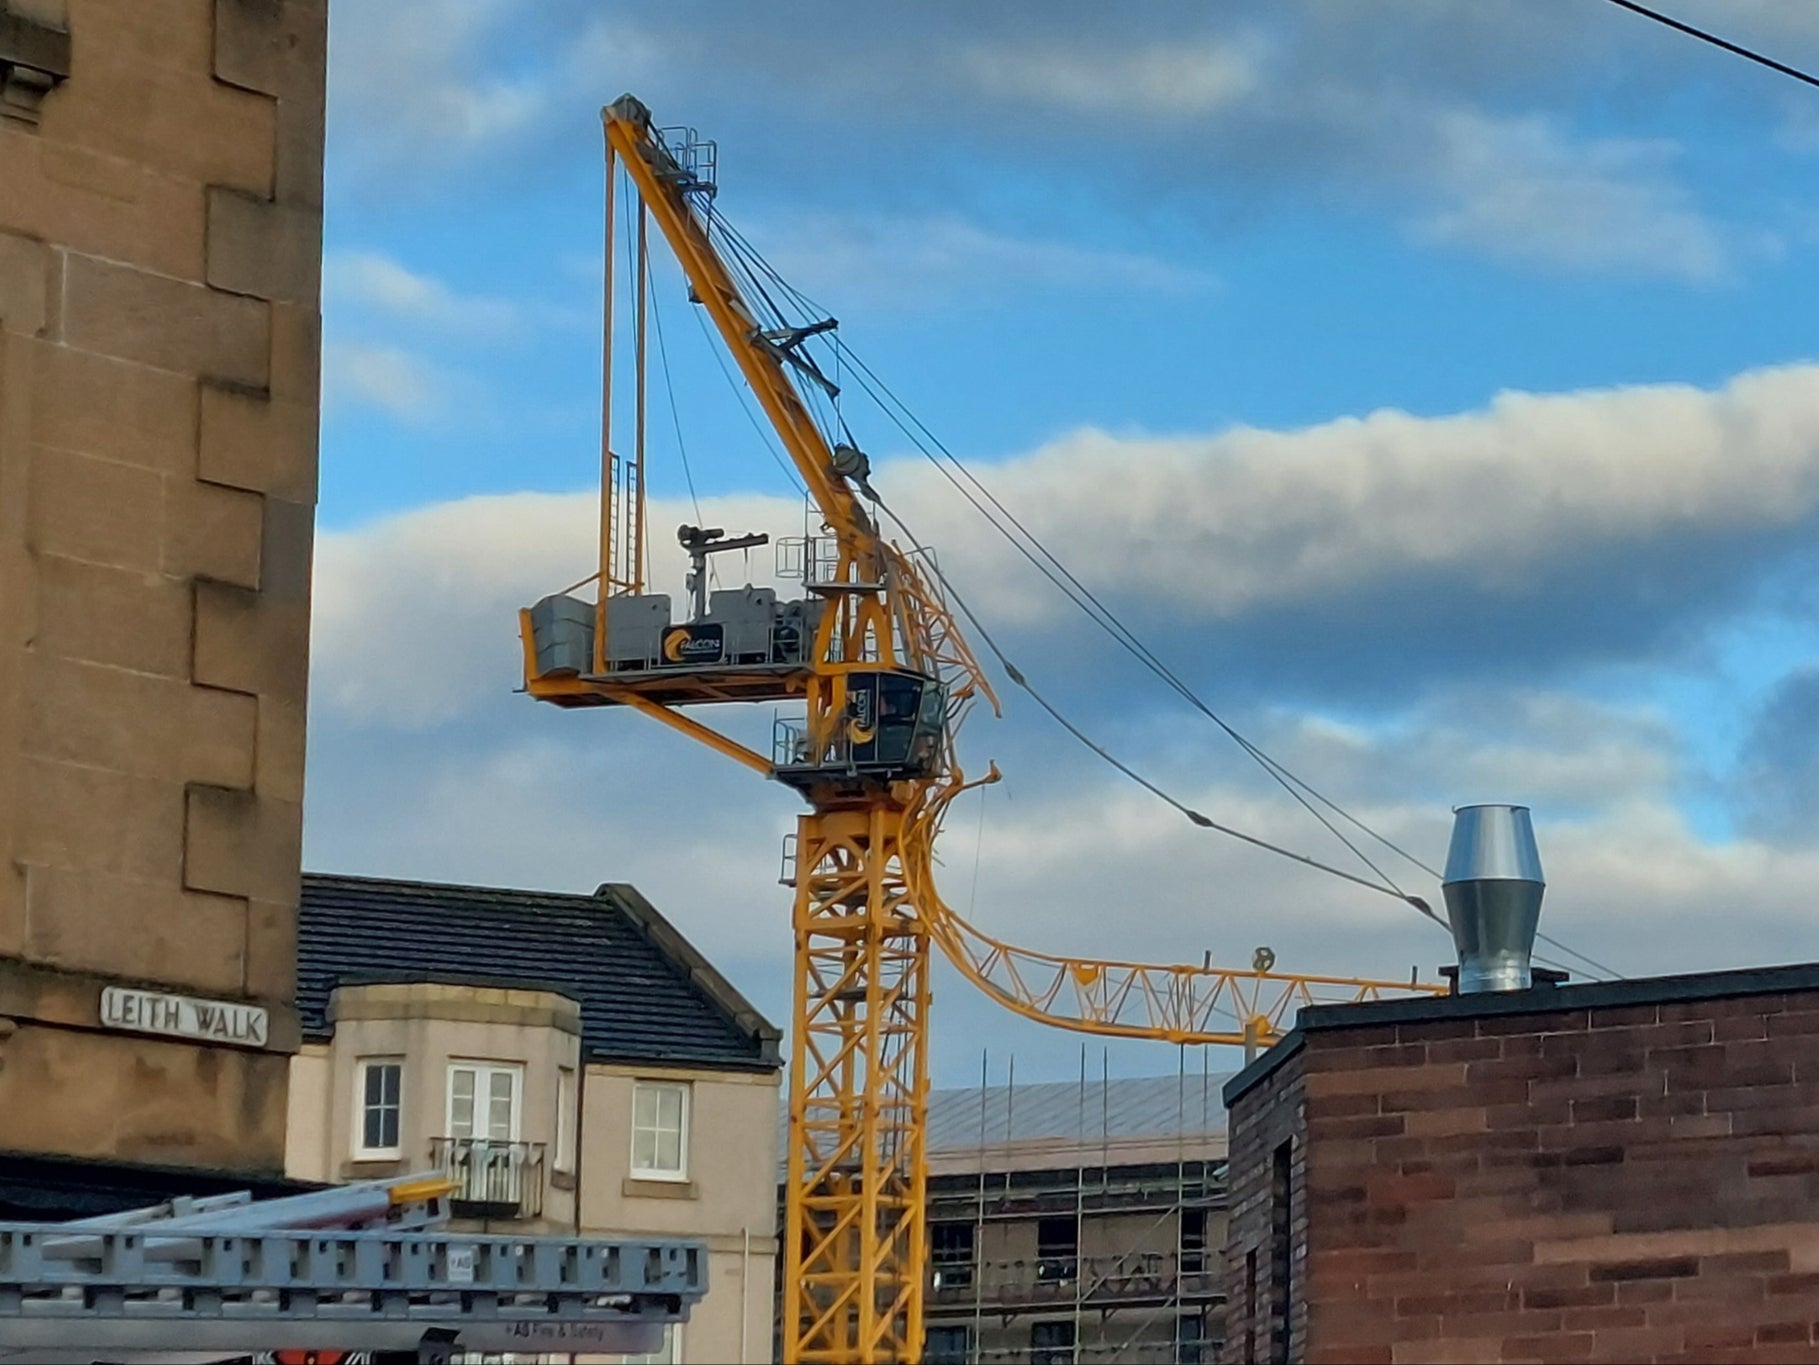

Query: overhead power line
[
  {"left": 698, "top": 207, "right": 1626, "bottom": 981},
  {"left": 1602, "top": 0, "right": 1819, "bottom": 90},
  {"left": 874, "top": 497, "right": 1431, "bottom": 913},
  {"left": 701, "top": 221, "right": 1433, "bottom": 893}
]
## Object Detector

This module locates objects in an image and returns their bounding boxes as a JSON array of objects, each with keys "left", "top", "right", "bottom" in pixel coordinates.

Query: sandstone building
[
  {"left": 287, "top": 874, "right": 785, "bottom": 1364},
  {"left": 0, "top": 0, "right": 324, "bottom": 1175}
]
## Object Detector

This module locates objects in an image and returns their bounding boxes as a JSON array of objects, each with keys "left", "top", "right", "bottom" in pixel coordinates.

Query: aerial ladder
[{"left": 519, "top": 95, "right": 1444, "bottom": 1365}]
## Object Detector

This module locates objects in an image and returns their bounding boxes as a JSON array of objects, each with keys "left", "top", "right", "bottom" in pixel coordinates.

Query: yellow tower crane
[{"left": 519, "top": 95, "right": 1444, "bottom": 1364}]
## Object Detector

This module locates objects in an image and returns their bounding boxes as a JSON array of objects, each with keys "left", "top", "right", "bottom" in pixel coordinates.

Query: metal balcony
[{"left": 429, "top": 1138, "right": 546, "bottom": 1220}]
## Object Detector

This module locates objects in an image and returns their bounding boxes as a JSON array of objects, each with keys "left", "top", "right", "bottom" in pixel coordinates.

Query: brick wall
[
  {"left": 1223, "top": 1041, "right": 1307, "bottom": 1364},
  {"left": 0, "top": 0, "right": 323, "bottom": 1171},
  {"left": 1223, "top": 970, "right": 1819, "bottom": 1364}
]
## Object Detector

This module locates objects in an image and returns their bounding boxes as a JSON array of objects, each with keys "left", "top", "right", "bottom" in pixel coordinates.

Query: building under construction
[{"left": 780, "top": 1066, "right": 1231, "bottom": 1365}]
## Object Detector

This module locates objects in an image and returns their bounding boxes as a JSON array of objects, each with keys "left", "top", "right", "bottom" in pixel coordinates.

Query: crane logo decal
[
  {"left": 847, "top": 687, "right": 877, "bottom": 747},
  {"left": 660, "top": 624, "right": 724, "bottom": 666}
]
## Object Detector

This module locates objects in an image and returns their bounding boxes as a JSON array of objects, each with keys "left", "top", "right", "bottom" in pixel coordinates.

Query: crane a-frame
[{"left": 519, "top": 95, "right": 1442, "bottom": 1365}]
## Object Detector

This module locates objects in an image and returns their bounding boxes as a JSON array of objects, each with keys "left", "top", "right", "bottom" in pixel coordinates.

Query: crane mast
[{"left": 518, "top": 95, "right": 1444, "bottom": 1364}]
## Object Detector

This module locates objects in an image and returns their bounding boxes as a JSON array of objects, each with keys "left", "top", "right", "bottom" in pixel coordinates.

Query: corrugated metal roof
[
  {"left": 298, "top": 874, "right": 780, "bottom": 1073},
  {"left": 926, "top": 1074, "right": 1229, "bottom": 1154}
]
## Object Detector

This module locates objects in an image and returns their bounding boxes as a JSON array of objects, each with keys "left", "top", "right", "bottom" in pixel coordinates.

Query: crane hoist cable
[
  {"left": 733, "top": 256, "right": 1629, "bottom": 981},
  {"left": 885, "top": 499, "right": 1627, "bottom": 984},
  {"left": 644, "top": 258, "right": 703, "bottom": 523},
  {"left": 843, "top": 360, "right": 1414, "bottom": 898},
  {"left": 875, "top": 496, "right": 1439, "bottom": 917},
  {"left": 712, "top": 219, "right": 1438, "bottom": 891},
  {"left": 698, "top": 213, "right": 1633, "bottom": 985},
  {"left": 686, "top": 298, "right": 807, "bottom": 499}
]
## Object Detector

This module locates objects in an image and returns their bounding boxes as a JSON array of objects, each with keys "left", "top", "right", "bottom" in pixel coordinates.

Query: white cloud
[
  {"left": 302, "top": 365, "right": 1819, "bottom": 1067},
  {"left": 325, "top": 251, "right": 524, "bottom": 336},
  {"left": 327, "top": 0, "right": 547, "bottom": 179},
  {"left": 898, "top": 362, "right": 1819, "bottom": 624},
  {"left": 957, "top": 40, "right": 1258, "bottom": 119},
  {"left": 1415, "top": 111, "right": 1734, "bottom": 281},
  {"left": 311, "top": 362, "right": 1819, "bottom": 721},
  {"left": 311, "top": 490, "right": 797, "bottom": 727},
  {"left": 320, "top": 342, "right": 446, "bottom": 421},
  {"left": 754, "top": 213, "right": 1215, "bottom": 311}
]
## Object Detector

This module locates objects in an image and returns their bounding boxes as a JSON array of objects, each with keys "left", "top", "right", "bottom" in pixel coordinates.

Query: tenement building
[
  {"left": 1222, "top": 962, "right": 1819, "bottom": 1365},
  {"left": 290, "top": 874, "right": 785, "bottom": 1365},
  {"left": 0, "top": 0, "right": 325, "bottom": 1181}
]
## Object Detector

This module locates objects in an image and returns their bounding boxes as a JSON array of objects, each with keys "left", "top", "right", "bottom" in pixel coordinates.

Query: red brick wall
[
  {"left": 1225, "top": 983, "right": 1819, "bottom": 1364},
  {"left": 1224, "top": 1041, "right": 1308, "bottom": 1363}
]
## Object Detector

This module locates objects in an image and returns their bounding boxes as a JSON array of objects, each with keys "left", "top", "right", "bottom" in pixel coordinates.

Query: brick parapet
[{"left": 1224, "top": 975, "right": 1819, "bottom": 1364}]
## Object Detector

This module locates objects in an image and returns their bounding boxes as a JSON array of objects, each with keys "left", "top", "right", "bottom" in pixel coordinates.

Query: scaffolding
[{"left": 921, "top": 1050, "right": 1228, "bottom": 1365}]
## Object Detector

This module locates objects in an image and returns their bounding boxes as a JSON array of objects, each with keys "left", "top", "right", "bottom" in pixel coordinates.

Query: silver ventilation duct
[{"left": 1441, "top": 804, "right": 1545, "bottom": 994}]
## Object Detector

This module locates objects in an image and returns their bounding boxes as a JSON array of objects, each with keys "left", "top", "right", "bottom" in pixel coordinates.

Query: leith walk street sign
[{"left": 99, "top": 986, "right": 270, "bottom": 1048}]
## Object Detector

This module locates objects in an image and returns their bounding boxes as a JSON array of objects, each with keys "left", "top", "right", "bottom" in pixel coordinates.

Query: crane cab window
[{"left": 845, "top": 672, "right": 945, "bottom": 775}]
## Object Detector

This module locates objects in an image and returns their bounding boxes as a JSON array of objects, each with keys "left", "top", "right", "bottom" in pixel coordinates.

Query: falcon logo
[
  {"left": 659, "top": 624, "right": 724, "bottom": 666},
  {"left": 847, "top": 685, "right": 876, "bottom": 746}
]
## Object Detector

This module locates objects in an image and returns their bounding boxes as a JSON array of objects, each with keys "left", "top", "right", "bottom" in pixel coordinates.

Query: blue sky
[{"left": 305, "top": 1, "right": 1819, "bottom": 1086}]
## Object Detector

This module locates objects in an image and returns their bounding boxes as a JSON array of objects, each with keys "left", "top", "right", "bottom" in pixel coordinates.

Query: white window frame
[
  {"left": 555, "top": 1066, "right": 577, "bottom": 1173},
  {"left": 629, "top": 1080, "right": 690, "bottom": 1182},
  {"left": 446, "top": 1061, "right": 523, "bottom": 1143},
  {"left": 353, "top": 1057, "right": 404, "bottom": 1160}
]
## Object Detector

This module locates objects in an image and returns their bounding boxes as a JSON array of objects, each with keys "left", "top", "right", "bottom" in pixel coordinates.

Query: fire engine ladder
[{"left": 0, "top": 1173, "right": 707, "bottom": 1363}]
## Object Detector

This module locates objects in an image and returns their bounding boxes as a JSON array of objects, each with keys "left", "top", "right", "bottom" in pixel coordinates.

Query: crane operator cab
[{"left": 772, "top": 669, "right": 948, "bottom": 792}]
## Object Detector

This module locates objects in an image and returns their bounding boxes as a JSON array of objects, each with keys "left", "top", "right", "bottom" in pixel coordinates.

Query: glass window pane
[
  {"left": 450, "top": 1069, "right": 475, "bottom": 1137},
  {"left": 634, "top": 1084, "right": 657, "bottom": 1129},
  {"left": 359, "top": 1063, "right": 401, "bottom": 1154},
  {"left": 658, "top": 1087, "right": 682, "bottom": 1130},
  {"left": 656, "top": 1127, "right": 681, "bottom": 1172},
  {"left": 556, "top": 1069, "right": 575, "bottom": 1171}
]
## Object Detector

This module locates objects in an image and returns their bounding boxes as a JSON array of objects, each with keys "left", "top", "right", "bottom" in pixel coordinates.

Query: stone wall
[
  {"left": 0, "top": 0, "right": 323, "bottom": 1172},
  {"left": 1222, "top": 968, "right": 1819, "bottom": 1364}
]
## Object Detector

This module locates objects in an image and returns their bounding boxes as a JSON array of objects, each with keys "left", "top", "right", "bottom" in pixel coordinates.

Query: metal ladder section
[{"left": 0, "top": 1173, "right": 707, "bottom": 1363}]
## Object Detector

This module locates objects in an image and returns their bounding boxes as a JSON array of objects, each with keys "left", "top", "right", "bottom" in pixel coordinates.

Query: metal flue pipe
[{"left": 1442, "top": 804, "right": 1545, "bottom": 993}]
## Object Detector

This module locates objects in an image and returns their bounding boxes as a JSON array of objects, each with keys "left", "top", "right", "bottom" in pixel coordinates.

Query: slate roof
[{"left": 298, "top": 874, "right": 780, "bottom": 1073}]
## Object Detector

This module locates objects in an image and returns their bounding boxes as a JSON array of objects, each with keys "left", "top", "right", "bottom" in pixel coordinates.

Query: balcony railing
[{"left": 429, "top": 1137, "right": 546, "bottom": 1220}]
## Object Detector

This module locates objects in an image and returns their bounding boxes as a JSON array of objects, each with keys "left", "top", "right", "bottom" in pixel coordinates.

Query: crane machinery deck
[{"left": 519, "top": 94, "right": 1445, "bottom": 1364}]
